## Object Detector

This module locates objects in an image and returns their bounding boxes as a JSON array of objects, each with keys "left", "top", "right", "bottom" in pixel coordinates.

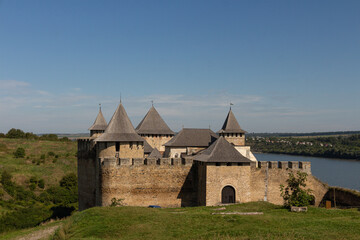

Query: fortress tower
[
  {"left": 218, "top": 108, "right": 257, "bottom": 161},
  {"left": 88, "top": 106, "right": 107, "bottom": 138},
  {"left": 135, "top": 105, "right": 174, "bottom": 153},
  {"left": 96, "top": 103, "right": 144, "bottom": 159}
]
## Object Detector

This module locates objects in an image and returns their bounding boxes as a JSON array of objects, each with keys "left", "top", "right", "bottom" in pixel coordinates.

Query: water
[{"left": 254, "top": 153, "right": 360, "bottom": 191}]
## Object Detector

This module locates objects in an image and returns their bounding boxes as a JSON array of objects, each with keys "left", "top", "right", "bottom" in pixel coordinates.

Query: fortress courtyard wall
[{"left": 100, "top": 157, "right": 197, "bottom": 207}]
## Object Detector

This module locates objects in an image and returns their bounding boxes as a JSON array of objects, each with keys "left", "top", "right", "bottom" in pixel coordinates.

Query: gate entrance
[{"left": 221, "top": 186, "right": 235, "bottom": 204}]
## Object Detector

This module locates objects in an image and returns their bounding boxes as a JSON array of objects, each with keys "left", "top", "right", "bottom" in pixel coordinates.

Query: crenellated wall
[{"left": 100, "top": 157, "right": 196, "bottom": 208}]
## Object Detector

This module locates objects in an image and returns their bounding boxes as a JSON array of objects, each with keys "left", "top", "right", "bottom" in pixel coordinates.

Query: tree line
[
  {"left": 247, "top": 134, "right": 360, "bottom": 160},
  {"left": 0, "top": 128, "right": 70, "bottom": 141}
]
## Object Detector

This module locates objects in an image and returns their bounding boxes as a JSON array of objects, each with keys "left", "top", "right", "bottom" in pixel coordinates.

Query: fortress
[{"left": 77, "top": 103, "right": 328, "bottom": 210}]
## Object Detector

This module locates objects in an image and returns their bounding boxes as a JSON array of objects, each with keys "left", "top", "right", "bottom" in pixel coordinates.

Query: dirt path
[{"left": 14, "top": 225, "right": 60, "bottom": 240}]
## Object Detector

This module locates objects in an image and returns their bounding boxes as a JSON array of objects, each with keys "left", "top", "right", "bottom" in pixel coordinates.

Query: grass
[
  {"left": 0, "top": 220, "right": 63, "bottom": 240},
  {"left": 54, "top": 202, "right": 360, "bottom": 240},
  {"left": 0, "top": 138, "right": 77, "bottom": 187}
]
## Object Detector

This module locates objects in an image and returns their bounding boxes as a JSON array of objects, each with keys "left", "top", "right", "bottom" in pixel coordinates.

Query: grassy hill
[
  {"left": 0, "top": 137, "right": 78, "bottom": 234},
  {"left": 53, "top": 202, "right": 360, "bottom": 240},
  {"left": 0, "top": 138, "right": 77, "bottom": 187}
]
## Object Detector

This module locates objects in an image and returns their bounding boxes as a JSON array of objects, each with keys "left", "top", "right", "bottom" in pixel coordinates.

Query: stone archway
[{"left": 222, "top": 186, "right": 235, "bottom": 204}]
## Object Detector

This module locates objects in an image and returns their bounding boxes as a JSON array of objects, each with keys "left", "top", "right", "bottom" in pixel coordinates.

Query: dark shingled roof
[
  {"left": 88, "top": 108, "right": 107, "bottom": 131},
  {"left": 144, "top": 140, "right": 153, "bottom": 153},
  {"left": 96, "top": 103, "right": 144, "bottom": 142},
  {"left": 217, "top": 109, "right": 246, "bottom": 134},
  {"left": 194, "top": 136, "right": 251, "bottom": 163},
  {"left": 136, "top": 106, "right": 174, "bottom": 135},
  {"left": 148, "top": 148, "right": 162, "bottom": 158},
  {"left": 164, "top": 128, "right": 218, "bottom": 147}
]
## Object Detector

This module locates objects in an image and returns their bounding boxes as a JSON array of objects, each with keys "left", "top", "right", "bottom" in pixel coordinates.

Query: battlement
[
  {"left": 256, "top": 161, "right": 311, "bottom": 174},
  {"left": 100, "top": 158, "right": 311, "bottom": 173},
  {"left": 101, "top": 157, "right": 194, "bottom": 167}
]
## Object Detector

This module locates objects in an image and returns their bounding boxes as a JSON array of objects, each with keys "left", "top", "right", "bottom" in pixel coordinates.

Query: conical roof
[
  {"left": 148, "top": 148, "right": 162, "bottom": 158},
  {"left": 96, "top": 103, "right": 144, "bottom": 142},
  {"left": 88, "top": 108, "right": 107, "bottom": 131},
  {"left": 217, "top": 109, "right": 246, "bottom": 134},
  {"left": 136, "top": 106, "right": 174, "bottom": 135},
  {"left": 194, "top": 136, "right": 251, "bottom": 163}
]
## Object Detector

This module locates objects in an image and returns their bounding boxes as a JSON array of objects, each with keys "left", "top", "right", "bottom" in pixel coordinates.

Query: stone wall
[
  {"left": 201, "top": 161, "right": 328, "bottom": 207},
  {"left": 224, "top": 135, "right": 245, "bottom": 146},
  {"left": 97, "top": 142, "right": 144, "bottom": 159},
  {"left": 205, "top": 163, "right": 252, "bottom": 206},
  {"left": 250, "top": 162, "right": 328, "bottom": 206},
  {"left": 141, "top": 135, "right": 173, "bottom": 152},
  {"left": 100, "top": 158, "right": 197, "bottom": 208}
]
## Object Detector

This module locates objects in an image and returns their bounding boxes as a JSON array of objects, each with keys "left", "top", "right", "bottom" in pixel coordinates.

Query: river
[{"left": 254, "top": 153, "right": 360, "bottom": 191}]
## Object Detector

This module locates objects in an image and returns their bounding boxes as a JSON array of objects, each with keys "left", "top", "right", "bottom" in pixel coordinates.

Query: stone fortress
[{"left": 78, "top": 103, "right": 328, "bottom": 211}]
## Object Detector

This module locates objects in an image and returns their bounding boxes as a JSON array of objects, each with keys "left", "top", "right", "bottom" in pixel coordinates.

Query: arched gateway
[{"left": 221, "top": 186, "right": 235, "bottom": 204}]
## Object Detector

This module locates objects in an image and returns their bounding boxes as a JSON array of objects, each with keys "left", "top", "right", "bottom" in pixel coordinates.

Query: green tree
[
  {"left": 280, "top": 171, "right": 313, "bottom": 208},
  {"left": 13, "top": 147, "right": 26, "bottom": 158},
  {"left": 6, "top": 128, "right": 25, "bottom": 138}
]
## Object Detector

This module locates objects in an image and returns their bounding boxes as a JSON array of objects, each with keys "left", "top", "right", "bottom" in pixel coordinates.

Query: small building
[{"left": 163, "top": 128, "right": 218, "bottom": 158}]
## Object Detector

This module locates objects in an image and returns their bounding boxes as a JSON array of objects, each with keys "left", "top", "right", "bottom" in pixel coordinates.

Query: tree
[
  {"left": 280, "top": 171, "right": 314, "bottom": 208},
  {"left": 13, "top": 147, "right": 26, "bottom": 158},
  {"left": 6, "top": 128, "right": 25, "bottom": 138}
]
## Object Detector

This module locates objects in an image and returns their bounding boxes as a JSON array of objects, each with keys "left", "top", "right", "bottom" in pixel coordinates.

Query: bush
[
  {"left": 1, "top": 170, "right": 13, "bottom": 187},
  {"left": 13, "top": 147, "right": 26, "bottom": 158},
  {"left": 0, "top": 133, "right": 5, "bottom": 138},
  {"left": 59, "top": 173, "right": 77, "bottom": 190},
  {"left": 48, "top": 151, "right": 55, "bottom": 157},
  {"left": 40, "top": 154, "right": 46, "bottom": 160},
  {"left": 6, "top": 128, "right": 25, "bottom": 138},
  {"left": 38, "top": 179, "right": 45, "bottom": 189},
  {"left": 280, "top": 171, "right": 313, "bottom": 208},
  {"left": 0, "top": 206, "right": 52, "bottom": 233}
]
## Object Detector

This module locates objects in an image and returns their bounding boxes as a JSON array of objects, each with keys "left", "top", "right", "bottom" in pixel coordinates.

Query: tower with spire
[
  {"left": 96, "top": 103, "right": 144, "bottom": 159},
  {"left": 88, "top": 104, "right": 107, "bottom": 138},
  {"left": 217, "top": 108, "right": 246, "bottom": 146},
  {"left": 135, "top": 105, "right": 174, "bottom": 153}
]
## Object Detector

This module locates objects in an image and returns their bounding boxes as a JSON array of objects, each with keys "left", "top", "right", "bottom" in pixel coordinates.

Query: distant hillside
[{"left": 247, "top": 131, "right": 360, "bottom": 138}]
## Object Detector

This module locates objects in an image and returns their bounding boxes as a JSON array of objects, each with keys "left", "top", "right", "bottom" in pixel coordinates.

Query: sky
[{"left": 0, "top": 0, "right": 359, "bottom": 134}]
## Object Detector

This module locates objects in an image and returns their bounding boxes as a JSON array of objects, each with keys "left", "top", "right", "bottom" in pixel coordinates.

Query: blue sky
[{"left": 0, "top": 0, "right": 359, "bottom": 133}]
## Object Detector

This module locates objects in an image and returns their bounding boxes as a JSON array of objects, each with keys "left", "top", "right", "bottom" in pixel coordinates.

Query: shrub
[
  {"left": 1, "top": 170, "right": 13, "bottom": 187},
  {"left": 38, "top": 179, "right": 45, "bottom": 189},
  {"left": 110, "top": 198, "right": 124, "bottom": 207},
  {"left": 0, "top": 206, "right": 52, "bottom": 233},
  {"left": 59, "top": 173, "right": 77, "bottom": 190},
  {"left": 13, "top": 147, "right": 26, "bottom": 158},
  {"left": 40, "top": 154, "right": 46, "bottom": 160},
  {"left": 48, "top": 151, "right": 55, "bottom": 157},
  {"left": 6, "top": 128, "right": 25, "bottom": 138},
  {"left": 0, "top": 133, "right": 5, "bottom": 138},
  {"left": 280, "top": 171, "right": 313, "bottom": 208}
]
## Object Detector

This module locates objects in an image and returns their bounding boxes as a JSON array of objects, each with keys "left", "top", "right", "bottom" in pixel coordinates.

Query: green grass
[
  {"left": 54, "top": 202, "right": 360, "bottom": 240},
  {"left": 0, "top": 138, "right": 77, "bottom": 187},
  {"left": 0, "top": 220, "right": 62, "bottom": 240}
]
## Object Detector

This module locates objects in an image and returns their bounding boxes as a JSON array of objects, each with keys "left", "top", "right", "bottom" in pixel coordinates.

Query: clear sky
[{"left": 0, "top": 0, "right": 359, "bottom": 134}]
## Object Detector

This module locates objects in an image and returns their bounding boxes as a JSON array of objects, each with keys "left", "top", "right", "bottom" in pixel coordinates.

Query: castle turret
[
  {"left": 96, "top": 103, "right": 144, "bottom": 159},
  {"left": 88, "top": 106, "right": 107, "bottom": 138},
  {"left": 217, "top": 108, "right": 246, "bottom": 146},
  {"left": 136, "top": 105, "right": 174, "bottom": 153}
]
